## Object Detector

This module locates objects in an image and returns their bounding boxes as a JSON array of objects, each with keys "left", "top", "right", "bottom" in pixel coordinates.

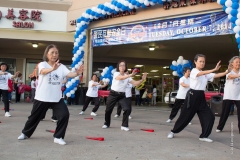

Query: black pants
[
  {"left": 22, "top": 99, "right": 69, "bottom": 139},
  {"left": 171, "top": 90, "right": 215, "bottom": 138},
  {"left": 217, "top": 100, "right": 240, "bottom": 132},
  {"left": 31, "top": 88, "right": 36, "bottom": 102},
  {"left": 135, "top": 95, "right": 140, "bottom": 105},
  {"left": 15, "top": 87, "right": 21, "bottom": 102},
  {"left": 0, "top": 89, "right": 9, "bottom": 112},
  {"left": 104, "top": 91, "right": 131, "bottom": 127},
  {"left": 82, "top": 96, "right": 100, "bottom": 113},
  {"left": 117, "top": 97, "right": 132, "bottom": 116},
  {"left": 169, "top": 99, "right": 185, "bottom": 120}
]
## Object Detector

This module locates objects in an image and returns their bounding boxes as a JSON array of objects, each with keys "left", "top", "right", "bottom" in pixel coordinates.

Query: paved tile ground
[{"left": 0, "top": 102, "right": 239, "bottom": 160}]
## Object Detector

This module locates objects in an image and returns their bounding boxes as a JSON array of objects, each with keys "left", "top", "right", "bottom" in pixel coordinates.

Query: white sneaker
[
  {"left": 166, "top": 119, "right": 171, "bottom": 123},
  {"left": 79, "top": 111, "right": 84, "bottom": 115},
  {"left": 199, "top": 138, "right": 213, "bottom": 143},
  {"left": 54, "top": 138, "right": 66, "bottom": 145},
  {"left": 188, "top": 122, "right": 192, "bottom": 125},
  {"left": 18, "top": 133, "right": 28, "bottom": 140},
  {"left": 114, "top": 114, "right": 119, "bottom": 118},
  {"left": 102, "top": 125, "right": 108, "bottom": 129},
  {"left": 51, "top": 119, "right": 58, "bottom": 123},
  {"left": 216, "top": 129, "right": 222, "bottom": 133},
  {"left": 5, "top": 112, "right": 11, "bottom": 117},
  {"left": 121, "top": 126, "right": 129, "bottom": 131},
  {"left": 167, "top": 132, "right": 174, "bottom": 139},
  {"left": 129, "top": 116, "right": 132, "bottom": 119},
  {"left": 90, "top": 112, "right": 97, "bottom": 116}
]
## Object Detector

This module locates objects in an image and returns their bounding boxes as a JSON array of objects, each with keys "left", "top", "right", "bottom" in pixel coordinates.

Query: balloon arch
[{"left": 64, "top": 0, "right": 240, "bottom": 97}]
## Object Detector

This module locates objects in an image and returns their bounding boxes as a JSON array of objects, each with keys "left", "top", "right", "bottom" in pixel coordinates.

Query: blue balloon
[
  {"left": 238, "top": 44, "right": 240, "bottom": 49},
  {"left": 71, "top": 94, "right": 75, "bottom": 98},
  {"left": 236, "top": 37, "right": 240, "bottom": 43},
  {"left": 231, "top": 17, "right": 237, "bottom": 23},
  {"left": 220, "top": 0, "right": 226, "bottom": 5},
  {"left": 232, "top": 3, "right": 239, "bottom": 9},
  {"left": 232, "top": 0, "right": 239, "bottom": 3},
  {"left": 222, "top": 6, "right": 227, "bottom": 11},
  {"left": 231, "top": 9, "right": 238, "bottom": 17}
]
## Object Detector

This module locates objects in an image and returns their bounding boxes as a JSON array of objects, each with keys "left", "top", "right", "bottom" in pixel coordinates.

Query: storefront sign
[
  {"left": 0, "top": 8, "right": 42, "bottom": 29},
  {"left": 70, "top": 9, "right": 136, "bottom": 26},
  {"left": 92, "top": 11, "right": 234, "bottom": 47}
]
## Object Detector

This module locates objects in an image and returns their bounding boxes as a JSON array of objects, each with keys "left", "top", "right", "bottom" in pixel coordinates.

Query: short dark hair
[
  {"left": 43, "top": 44, "right": 58, "bottom": 61},
  {"left": 91, "top": 74, "right": 97, "bottom": 79},
  {"left": 194, "top": 54, "right": 206, "bottom": 62},
  {"left": 116, "top": 60, "right": 128, "bottom": 72},
  {"left": 0, "top": 62, "right": 9, "bottom": 71},
  {"left": 152, "top": 84, "right": 156, "bottom": 88},
  {"left": 183, "top": 67, "right": 191, "bottom": 74},
  {"left": 18, "top": 73, "right": 22, "bottom": 77}
]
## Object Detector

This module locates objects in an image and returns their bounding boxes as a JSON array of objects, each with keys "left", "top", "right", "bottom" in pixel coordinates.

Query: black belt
[{"left": 111, "top": 90, "right": 125, "bottom": 94}]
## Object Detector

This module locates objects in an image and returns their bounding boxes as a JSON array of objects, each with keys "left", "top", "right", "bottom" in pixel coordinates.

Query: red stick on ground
[
  {"left": 2, "top": 108, "right": 14, "bottom": 111},
  {"left": 46, "top": 129, "right": 55, "bottom": 133},
  {"left": 86, "top": 136, "right": 104, "bottom": 141},
  {"left": 84, "top": 117, "right": 93, "bottom": 120},
  {"left": 140, "top": 129, "right": 155, "bottom": 132}
]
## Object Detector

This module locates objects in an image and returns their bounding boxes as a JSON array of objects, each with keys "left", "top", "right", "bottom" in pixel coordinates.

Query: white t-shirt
[
  {"left": 190, "top": 68, "right": 215, "bottom": 91},
  {"left": 153, "top": 88, "right": 157, "bottom": 96},
  {"left": 176, "top": 76, "right": 190, "bottom": 99},
  {"left": 35, "top": 61, "right": 70, "bottom": 102},
  {"left": 16, "top": 78, "right": 22, "bottom": 87},
  {"left": 31, "top": 80, "right": 36, "bottom": 88},
  {"left": 223, "top": 70, "right": 240, "bottom": 100},
  {"left": 86, "top": 80, "right": 101, "bottom": 97},
  {"left": 125, "top": 83, "right": 133, "bottom": 98},
  {"left": 111, "top": 72, "right": 133, "bottom": 92},
  {"left": 0, "top": 71, "right": 12, "bottom": 90},
  {"left": 135, "top": 88, "right": 140, "bottom": 95}
]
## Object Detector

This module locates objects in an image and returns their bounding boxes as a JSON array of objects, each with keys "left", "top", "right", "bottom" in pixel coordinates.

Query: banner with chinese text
[{"left": 92, "top": 11, "right": 234, "bottom": 47}]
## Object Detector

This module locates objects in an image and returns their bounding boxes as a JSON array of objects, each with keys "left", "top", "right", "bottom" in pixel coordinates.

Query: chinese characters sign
[
  {"left": 0, "top": 8, "right": 42, "bottom": 29},
  {"left": 92, "top": 11, "right": 234, "bottom": 47}
]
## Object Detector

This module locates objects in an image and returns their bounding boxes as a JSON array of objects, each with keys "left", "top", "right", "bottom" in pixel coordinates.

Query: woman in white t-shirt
[
  {"left": 115, "top": 76, "right": 133, "bottom": 119},
  {"left": 151, "top": 84, "right": 157, "bottom": 105},
  {"left": 216, "top": 56, "right": 240, "bottom": 133},
  {"left": 102, "top": 60, "right": 147, "bottom": 131},
  {"left": 30, "top": 76, "right": 36, "bottom": 102},
  {"left": 79, "top": 74, "right": 108, "bottom": 116},
  {"left": 166, "top": 68, "right": 190, "bottom": 123},
  {"left": 168, "top": 54, "right": 229, "bottom": 143},
  {"left": 18, "top": 44, "right": 84, "bottom": 145},
  {"left": 0, "top": 62, "right": 20, "bottom": 117}
]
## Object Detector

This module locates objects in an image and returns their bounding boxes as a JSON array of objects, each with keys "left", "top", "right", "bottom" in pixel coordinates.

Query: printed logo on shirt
[
  {"left": 0, "top": 75, "right": 6, "bottom": 82},
  {"left": 48, "top": 72, "right": 61, "bottom": 85},
  {"left": 233, "top": 78, "right": 240, "bottom": 85}
]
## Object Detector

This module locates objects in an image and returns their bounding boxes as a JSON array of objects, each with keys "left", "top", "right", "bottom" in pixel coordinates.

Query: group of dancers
[
  {"left": 167, "top": 54, "right": 240, "bottom": 143},
  {"left": 1, "top": 44, "right": 239, "bottom": 146}
]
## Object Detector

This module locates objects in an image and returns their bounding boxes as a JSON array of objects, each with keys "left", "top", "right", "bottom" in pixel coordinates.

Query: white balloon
[
  {"left": 74, "top": 87, "right": 77, "bottom": 91},
  {"left": 150, "top": 2, "right": 155, "bottom": 6},
  {"left": 228, "top": 14, "right": 232, "bottom": 20},
  {"left": 124, "top": 1, "right": 129, "bottom": 6},
  {"left": 105, "top": 67, "right": 109, "bottom": 70},
  {"left": 66, "top": 84, "right": 70, "bottom": 88},
  {"left": 101, "top": 10, "right": 106, "bottom": 15},
  {"left": 177, "top": 59, "right": 182, "bottom": 65},
  {"left": 235, "top": 33, "right": 240, "bottom": 38},
  {"left": 225, "top": 7, "right": 232, "bottom": 14},
  {"left": 217, "top": 0, "right": 220, "bottom": 4},
  {"left": 106, "top": 78, "right": 110, "bottom": 82},
  {"left": 172, "top": 61, "right": 177, "bottom": 66},
  {"left": 139, "top": 0, "right": 144, "bottom": 3},
  {"left": 75, "top": 76, "right": 79, "bottom": 80},
  {"left": 172, "top": 71, "right": 178, "bottom": 76},
  {"left": 237, "top": 13, "right": 240, "bottom": 19},
  {"left": 71, "top": 79, "right": 76, "bottom": 83},
  {"left": 101, "top": 73, "right": 104, "bottom": 76},
  {"left": 129, "top": 4, "right": 134, "bottom": 9},
  {"left": 74, "top": 42, "right": 78, "bottom": 46},
  {"left": 76, "top": 50, "right": 81, "bottom": 55},
  {"left": 68, "top": 81, "right": 73, "bottom": 86},
  {"left": 79, "top": 46, "right": 84, "bottom": 51},
  {"left": 233, "top": 26, "right": 240, "bottom": 33},
  {"left": 72, "top": 57, "right": 76, "bottom": 61},
  {"left": 70, "top": 90, "right": 75, "bottom": 94},
  {"left": 182, "top": 60, "right": 188, "bottom": 65},
  {"left": 76, "top": 23, "right": 81, "bottom": 28},
  {"left": 225, "top": 0, "right": 232, "bottom": 8},
  {"left": 114, "top": 7, "right": 119, "bottom": 11},
  {"left": 144, "top": 0, "right": 150, "bottom": 6},
  {"left": 236, "top": 19, "right": 240, "bottom": 26},
  {"left": 72, "top": 68, "right": 76, "bottom": 72},
  {"left": 66, "top": 93, "right": 71, "bottom": 97},
  {"left": 178, "top": 56, "right": 184, "bottom": 60}
]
